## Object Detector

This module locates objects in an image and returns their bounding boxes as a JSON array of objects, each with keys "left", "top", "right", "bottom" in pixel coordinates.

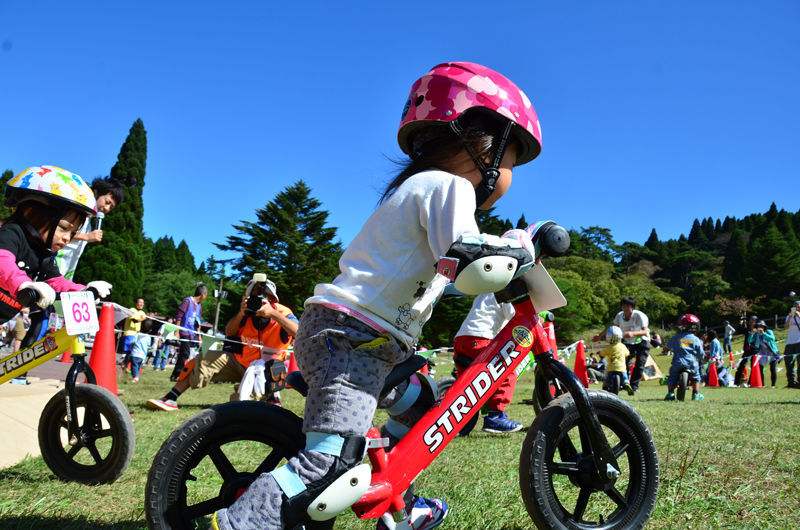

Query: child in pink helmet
[{"left": 214, "top": 62, "right": 543, "bottom": 530}]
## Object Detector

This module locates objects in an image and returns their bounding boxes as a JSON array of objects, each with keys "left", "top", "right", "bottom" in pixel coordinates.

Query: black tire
[
  {"left": 676, "top": 371, "right": 689, "bottom": 401},
  {"left": 145, "top": 401, "right": 306, "bottom": 530},
  {"left": 519, "top": 390, "right": 659, "bottom": 529},
  {"left": 38, "top": 383, "right": 135, "bottom": 484},
  {"left": 435, "top": 376, "right": 456, "bottom": 399}
]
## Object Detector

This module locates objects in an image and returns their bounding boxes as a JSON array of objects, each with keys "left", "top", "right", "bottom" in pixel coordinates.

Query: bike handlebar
[{"left": 16, "top": 286, "right": 106, "bottom": 309}]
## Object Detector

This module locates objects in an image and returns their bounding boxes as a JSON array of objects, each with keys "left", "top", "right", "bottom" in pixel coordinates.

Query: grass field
[{"left": 1, "top": 331, "right": 798, "bottom": 529}]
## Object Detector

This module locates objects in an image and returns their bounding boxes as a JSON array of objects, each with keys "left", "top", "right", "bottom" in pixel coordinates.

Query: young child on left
[
  {"left": 0, "top": 166, "right": 112, "bottom": 339},
  {"left": 599, "top": 326, "right": 635, "bottom": 396},
  {"left": 130, "top": 319, "right": 157, "bottom": 382}
]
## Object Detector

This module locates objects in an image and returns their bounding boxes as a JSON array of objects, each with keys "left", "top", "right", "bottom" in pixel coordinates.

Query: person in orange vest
[{"left": 146, "top": 274, "right": 298, "bottom": 411}]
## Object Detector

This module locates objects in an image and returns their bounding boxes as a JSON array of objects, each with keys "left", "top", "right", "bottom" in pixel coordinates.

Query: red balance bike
[{"left": 145, "top": 223, "right": 659, "bottom": 529}]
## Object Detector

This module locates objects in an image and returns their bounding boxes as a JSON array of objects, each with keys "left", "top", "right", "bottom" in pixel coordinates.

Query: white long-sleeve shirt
[
  {"left": 308, "top": 170, "right": 481, "bottom": 349},
  {"left": 455, "top": 293, "right": 515, "bottom": 340}
]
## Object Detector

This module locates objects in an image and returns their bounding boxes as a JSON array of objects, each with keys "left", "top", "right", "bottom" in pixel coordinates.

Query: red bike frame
[{"left": 352, "top": 296, "right": 554, "bottom": 519}]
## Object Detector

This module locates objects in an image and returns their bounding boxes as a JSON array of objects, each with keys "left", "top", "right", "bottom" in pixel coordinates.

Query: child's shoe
[
  {"left": 131, "top": 377, "right": 139, "bottom": 383},
  {"left": 692, "top": 392, "right": 705, "bottom": 401},
  {"left": 623, "top": 382, "right": 635, "bottom": 395},
  {"left": 482, "top": 411, "right": 522, "bottom": 433},
  {"left": 663, "top": 392, "right": 676, "bottom": 401},
  {"left": 377, "top": 496, "right": 449, "bottom": 530}
]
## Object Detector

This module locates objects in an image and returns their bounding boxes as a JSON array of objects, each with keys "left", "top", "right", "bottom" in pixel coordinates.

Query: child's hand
[
  {"left": 84, "top": 280, "right": 112, "bottom": 299},
  {"left": 19, "top": 281, "right": 56, "bottom": 308}
]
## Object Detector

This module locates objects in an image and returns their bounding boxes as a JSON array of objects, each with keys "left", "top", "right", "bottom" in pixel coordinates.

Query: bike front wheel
[
  {"left": 38, "top": 383, "right": 135, "bottom": 484},
  {"left": 145, "top": 401, "right": 306, "bottom": 530},
  {"left": 519, "top": 390, "right": 659, "bottom": 529},
  {"left": 676, "top": 371, "right": 689, "bottom": 401}
]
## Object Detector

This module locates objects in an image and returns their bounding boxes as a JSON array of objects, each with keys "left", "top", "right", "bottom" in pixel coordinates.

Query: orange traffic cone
[
  {"left": 88, "top": 303, "right": 118, "bottom": 395},
  {"left": 728, "top": 351, "right": 734, "bottom": 370},
  {"left": 287, "top": 350, "right": 298, "bottom": 373},
  {"left": 60, "top": 350, "right": 72, "bottom": 363},
  {"left": 573, "top": 340, "right": 589, "bottom": 388},
  {"left": 749, "top": 355, "right": 763, "bottom": 388},
  {"left": 707, "top": 361, "right": 719, "bottom": 387}
]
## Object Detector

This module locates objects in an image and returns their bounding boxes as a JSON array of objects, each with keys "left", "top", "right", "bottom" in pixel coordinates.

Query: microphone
[{"left": 95, "top": 212, "right": 105, "bottom": 231}]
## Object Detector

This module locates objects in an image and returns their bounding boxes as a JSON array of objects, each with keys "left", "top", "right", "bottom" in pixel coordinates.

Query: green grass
[{"left": 1, "top": 335, "right": 799, "bottom": 529}]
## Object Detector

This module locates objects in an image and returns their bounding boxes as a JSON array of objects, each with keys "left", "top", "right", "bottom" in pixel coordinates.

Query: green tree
[
  {"left": 75, "top": 119, "right": 147, "bottom": 307},
  {"left": 215, "top": 180, "right": 343, "bottom": 315},
  {"left": 175, "top": 240, "right": 196, "bottom": 273},
  {"left": 0, "top": 170, "right": 14, "bottom": 219},
  {"left": 744, "top": 223, "right": 800, "bottom": 313},
  {"left": 153, "top": 236, "right": 178, "bottom": 272}
]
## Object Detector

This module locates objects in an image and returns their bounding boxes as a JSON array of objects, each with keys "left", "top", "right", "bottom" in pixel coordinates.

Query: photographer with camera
[
  {"left": 783, "top": 301, "right": 800, "bottom": 388},
  {"left": 147, "top": 274, "right": 297, "bottom": 411}
]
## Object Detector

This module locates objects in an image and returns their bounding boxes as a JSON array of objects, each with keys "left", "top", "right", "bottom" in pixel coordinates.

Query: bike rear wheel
[
  {"left": 435, "top": 376, "right": 456, "bottom": 399},
  {"left": 145, "top": 401, "right": 306, "bottom": 529},
  {"left": 519, "top": 390, "right": 659, "bottom": 529},
  {"left": 676, "top": 372, "right": 689, "bottom": 401},
  {"left": 38, "top": 383, "right": 135, "bottom": 484}
]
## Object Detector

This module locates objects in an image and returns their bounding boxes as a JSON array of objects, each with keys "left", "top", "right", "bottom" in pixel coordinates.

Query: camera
[{"left": 246, "top": 291, "right": 267, "bottom": 315}]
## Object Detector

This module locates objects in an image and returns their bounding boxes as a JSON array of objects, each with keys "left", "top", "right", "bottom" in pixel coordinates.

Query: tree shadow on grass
[{"left": 0, "top": 516, "right": 146, "bottom": 529}]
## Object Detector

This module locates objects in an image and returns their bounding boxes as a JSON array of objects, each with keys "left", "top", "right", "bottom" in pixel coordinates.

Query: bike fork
[
  {"left": 536, "top": 352, "right": 621, "bottom": 485},
  {"left": 63, "top": 338, "right": 97, "bottom": 445}
]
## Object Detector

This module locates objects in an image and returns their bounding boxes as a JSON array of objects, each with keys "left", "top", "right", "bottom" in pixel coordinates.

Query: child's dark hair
[
  {"left": 706, "top": 329, "right": 718, "bottom": 340},
  {"left": 381, "top": 111, "right": 512, "bottom": 203},
  {"left": 19, "top": 202, "right": 87, "bottom": 235},
  {"left": 91, "top": 176, "right": 125, "bottom": 205}
]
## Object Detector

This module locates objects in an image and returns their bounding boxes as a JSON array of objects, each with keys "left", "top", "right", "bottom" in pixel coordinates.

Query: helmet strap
[{"left": 450, "top": 120, "right": 515, "bottom": 208}]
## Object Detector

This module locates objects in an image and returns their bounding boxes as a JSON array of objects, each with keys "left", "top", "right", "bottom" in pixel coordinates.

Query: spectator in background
[
  {"left": 704, "top": 330, "right": 724, "bottom": 384},
  {"left": 594, "top": 296, "right": 650, "bottom": 392},
  {"left": 783, "top": 301, "right": 800, "bottom": 389},
  {"left": 723, "top": 320, "right": 735, "bottom": 355},
  {"left": 55, "top": 176, "right": 125, "bottom": 280},
  {"left": 130, "top": 320, "right": 156, "bottom": 383},
  {"left": 751, "top": 320, "right": 780, "bottom": 388},
  {"left": 147, "top": 275, "right": 297, "bottom": 411},
  {"left": 170, "top": 285, "right": 208, "bottom": 381},
  {"left": 586, "top": 354, "right": 606, "bottom": 384},
  {"left": 11, "top": 307, "right": 30, "bottom": 353},
  {"left": 735, "top": 315, "right": 759, "bottom": 386},
  {"left": 121, "top": 297, "right": 146, "bottom": 368}
]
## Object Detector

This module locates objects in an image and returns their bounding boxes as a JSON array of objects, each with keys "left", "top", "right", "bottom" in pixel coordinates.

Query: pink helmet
[{"left": 398, "top": 62, "right": 542, "bottom": 165}]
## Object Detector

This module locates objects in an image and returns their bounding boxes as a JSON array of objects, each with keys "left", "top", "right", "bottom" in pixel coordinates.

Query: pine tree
[
  {"left": 75, "top": 119, "right": 147, "bottom": 306},
  {"left": 215, "top": 180, "right": 343, "bottom": 314},
  {"left": 688, "top": 219, "right": 708, "bottom": 248},
  {"left": 645, "top": 228, "right": 661, "bottom": 252},
  {"left": 153, "top": 236, "right": 178, "bottom": 272},
  {"left": 723, "top": 227, "right": 747, "bottom": 287},
  {"left": 0, "top": 169, "right": 14, "bottom": 219},
  {"left": 175, "top": 240, "right": 196, "bottom": 273}
]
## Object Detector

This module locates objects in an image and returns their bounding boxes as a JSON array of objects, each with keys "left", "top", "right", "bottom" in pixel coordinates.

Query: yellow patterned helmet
[{"left": 6, "top": 166, "right": 97, "bottom": 216}]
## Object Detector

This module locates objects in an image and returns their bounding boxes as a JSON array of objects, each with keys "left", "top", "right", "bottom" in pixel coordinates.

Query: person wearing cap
[
  {"left": 147, "top": 275, "right": 298, "bottom": 411},
  {"left": 749, "top": 320, "right": 780, "bottom": 388},
  {"left": 723, "top": 320, "right": 735, "bottom": 355},
  {"left": 783, "top": 301, "right": 800, "bottom": 388},
  {"left": 735, "top": 315, "right": 759, "bottom": 386}
]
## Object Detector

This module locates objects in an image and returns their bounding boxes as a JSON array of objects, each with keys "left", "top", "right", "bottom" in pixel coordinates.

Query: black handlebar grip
[
  {"left": 16, "top": 287, "right": 39, "bottom": 308},
  {"left": 539, "top": 224, "right": 571, "bottom": 257}
]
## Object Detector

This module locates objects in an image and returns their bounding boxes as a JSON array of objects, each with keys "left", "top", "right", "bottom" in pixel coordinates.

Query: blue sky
[{"left": 1, "top": 1, "right": 798, "bottom": 268}]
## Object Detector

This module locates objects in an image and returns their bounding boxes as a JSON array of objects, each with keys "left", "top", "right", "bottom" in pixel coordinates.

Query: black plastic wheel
[
  {"left": 676, "top": 371, "right": 689, "bottom": 401},
  {"left": 145, "top": 401, "right": 306, "bottom": 529},
  {"left": 605, "top": 374, "right": 621, "bottom": 396},
  {"left": 435, "top": 376, "right": 456, "bottom": 399},
  {"left": 519, "top": 390, "right": 659, "bottom": 529},
  {"left": 38, "top": 383, "right": 135, "bottom": 484}
]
